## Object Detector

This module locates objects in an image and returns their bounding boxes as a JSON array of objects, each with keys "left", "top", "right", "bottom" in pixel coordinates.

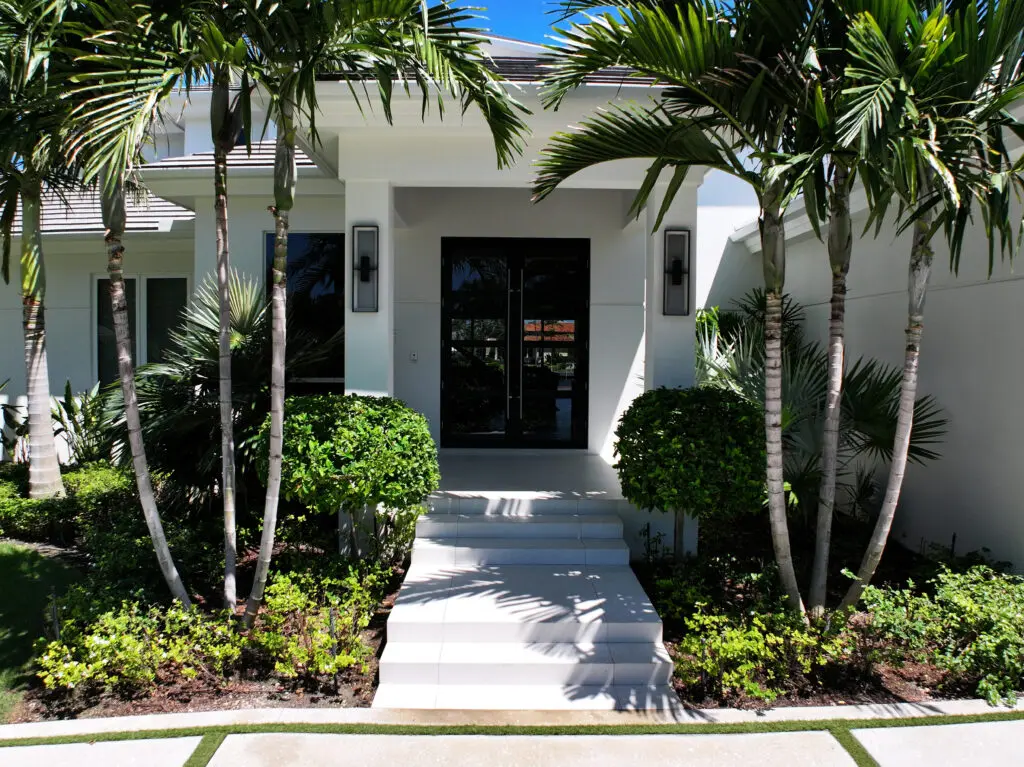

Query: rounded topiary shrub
[
  {"left": 257, "top": 394, "right": 440, "bottom": 518},
  {"left": 614, "top": 387, "right": 765, "bottom": 521}
]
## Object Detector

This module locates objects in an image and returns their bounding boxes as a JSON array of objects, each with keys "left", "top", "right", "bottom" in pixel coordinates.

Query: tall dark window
[
  {"left": 96, "top": 276, "right": 188, "bottom": 387},
  {"left": 264, "top": 233, "right": 345, "bottom": 388},
  {"left": 97, "top": 278, "right": 137, "bottom": 387}
]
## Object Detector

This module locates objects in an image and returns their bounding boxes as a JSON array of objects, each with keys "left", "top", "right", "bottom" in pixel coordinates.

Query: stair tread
[{"left": 414, "top": 538, "right": 628, "bottom": 548}]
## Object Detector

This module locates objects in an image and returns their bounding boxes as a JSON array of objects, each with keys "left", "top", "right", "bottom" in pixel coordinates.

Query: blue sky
[
  {"left": 474, "top": 1, "right": 576, "bottom": 43},
  {"left": 470, "top": 1, "right": 756, "bottom": 207}
]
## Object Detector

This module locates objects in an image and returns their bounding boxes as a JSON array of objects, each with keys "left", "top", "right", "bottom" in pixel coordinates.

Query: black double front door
[{"left": 441, "top": 238, "right": 590, "bottom": 448}]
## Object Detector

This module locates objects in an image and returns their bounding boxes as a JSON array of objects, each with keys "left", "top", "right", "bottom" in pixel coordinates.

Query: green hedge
[
  {"left": 257, "top": 394, "right": 440, "bottom": 516},
  {"left": 614, "top": 387, "right": 765, "bottom": 520}
]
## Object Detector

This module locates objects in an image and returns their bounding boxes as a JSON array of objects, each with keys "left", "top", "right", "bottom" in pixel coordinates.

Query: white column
[
  {"left": 344, "top": 179, "right": 395, "bottom": 397},
  {"left": 644, "top": 183, "right": 698, "bottom": 391}
]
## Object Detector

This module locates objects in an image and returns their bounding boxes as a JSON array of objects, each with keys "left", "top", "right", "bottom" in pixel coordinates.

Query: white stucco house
[{"left": 0, "top": 36, "right": 1020, "bottom": 571}]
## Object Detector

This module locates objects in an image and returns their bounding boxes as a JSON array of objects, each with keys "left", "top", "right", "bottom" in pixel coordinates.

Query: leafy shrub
[
  {"left": 249, "top": 563, "right": 386, "bottom": 680},
  {"left": 36, "top": 598, "right": 242, "bottom": 691},
  {"left": 861, "top": 566, "right": 1024, "bottom": 705},
  {"left": 52, "top": 381, "right": 114, "bottom": 466},
  {"left": 674, "top": 603, "right": 852, "bottom": 702},
  {"left": 697, "top": 290, "right": 948, "bottom": 517},
  {"left": 109, "top": 273, "right": 342, "bottom": 498},
  {"left": 257, "top": 394, "right": 438, "bottom": 557},
  {"left": 615, "top": 387, "right": 765, "bottom": 520}
]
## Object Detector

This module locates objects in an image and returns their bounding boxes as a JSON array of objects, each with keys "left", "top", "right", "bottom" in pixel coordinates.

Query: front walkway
[
  {"left": 5, "top": 718, "right": 1024, "bottom": 766},
  {"left": 371, "top": 449, "right": 678, "bottom": 711}
]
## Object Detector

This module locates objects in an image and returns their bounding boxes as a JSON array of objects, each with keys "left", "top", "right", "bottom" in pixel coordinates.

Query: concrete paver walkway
[
  {"left": 2, "top": 736, "right": 202, "bottom": 767},
  {"left": 852, "top": 719, "right": 1024, "bottom": 766},
  {"left": 208, "top": 733, "right": 856, "bottom": 767}
]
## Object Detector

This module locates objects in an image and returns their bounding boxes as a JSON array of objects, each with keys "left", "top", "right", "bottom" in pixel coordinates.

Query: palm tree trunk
[
  {"left": 243, "top": 113, "right": 295, "bottom": 629},
  {"left": 20, "top": 184, "right": 63, "bottom": 499},
  {"left": 840, "top": 211, "right": 933, "bottom": 611},
  {"left": 809, "top": 162, "right": 852, "bottom": 618},
  {"left": 761, "top": 184, "right": 805, "bottom": 615},
  {"left": 103, "top": 179, "right": 191, "bottom": 606},
  {"left": 212, "top": 74, "right": 237, "bottom": 612}
]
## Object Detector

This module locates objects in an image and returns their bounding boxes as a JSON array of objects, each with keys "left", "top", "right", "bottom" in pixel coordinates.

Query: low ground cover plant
[{"left": 646, "top": 551, "right": 1024, "bottom": 707}]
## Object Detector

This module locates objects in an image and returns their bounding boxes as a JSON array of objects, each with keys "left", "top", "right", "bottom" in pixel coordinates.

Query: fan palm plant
[
  {"left": 836, "top": 0, "right": 1024, "bottom": 609},
  {"left": 0, "top": 0, "right": 78, "bottom": 499},
  {"left": 536, "top": 0, "right": 823, "bottom": 612},
  {"left": 240, "top": 0, "right": 527, "bottom": 627},
  {"left": 72, "top": 0, "right": 273, "bottom": 609}
]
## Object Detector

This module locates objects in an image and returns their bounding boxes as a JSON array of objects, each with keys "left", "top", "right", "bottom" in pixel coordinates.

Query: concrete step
[
  {"left": 386, "top": 565, "right": 663, "bottom": 644},
  {"left": 379, "top": 641, "right": 672, "bottom": 686},
  {"left": 427, "top": 495, "right": 624, "bottom": 517},
  {"left": 411, "top": 537, "right": 630, "bottom": 567},
  {"left": 416, "top": 513, "right": 623, "bottom": 540},
  {"left": 372, "top": 682, "right": 683, "bottom": 711}
]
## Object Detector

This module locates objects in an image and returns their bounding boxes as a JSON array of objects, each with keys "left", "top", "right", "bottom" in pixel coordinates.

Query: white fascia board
[
  {"left": 731, "top": 185, "right": 872, "bottom": 253},
  {"left": 142, "top": 174, "right": 344, "bottom": 208}
]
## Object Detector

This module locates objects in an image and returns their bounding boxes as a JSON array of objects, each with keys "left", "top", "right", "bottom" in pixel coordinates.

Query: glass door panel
[{"left": 441, "top": 239, "right": 589, "bottom": 448}]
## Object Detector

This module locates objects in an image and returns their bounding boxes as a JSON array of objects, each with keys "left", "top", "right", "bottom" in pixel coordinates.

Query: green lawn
[{"left": 0, "top": 541, "right": 77, "bottom": 722}]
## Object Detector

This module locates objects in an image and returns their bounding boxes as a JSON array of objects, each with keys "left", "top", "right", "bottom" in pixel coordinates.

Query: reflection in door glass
[
  {"left": 522, "top": 319, "right": 575, "bottom": 343},
  {"left": 522, "top": 396, "right": 573, "bottom": 441}
]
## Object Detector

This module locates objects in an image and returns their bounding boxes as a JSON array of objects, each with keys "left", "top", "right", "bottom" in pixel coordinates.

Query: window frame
[
  {"left": 91, "top": 273, "right": 192, "bottom": 384},
  {"left": 263, "top": 229, "right": 346, "bottom": 387}
]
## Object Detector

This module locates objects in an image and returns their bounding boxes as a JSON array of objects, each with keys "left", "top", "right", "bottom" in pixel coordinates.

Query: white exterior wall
[
  {"left": 393, "top": 186, "right": 663, "bottom": 458},
  {"left": 0, "top": 233, "right": 194, "bottom": 397},
  {"left": 192, "top": 193, "right": 345, "bottom": 287},
  {"left": 712, "top": 209, "right": 1024, "bottom": 570}
]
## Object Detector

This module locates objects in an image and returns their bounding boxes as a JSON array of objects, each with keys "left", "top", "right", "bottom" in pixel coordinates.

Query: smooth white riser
[
  {"left": 412, "top": 538, "right": 630, "bottom": 567},
  {"left": 379, "top": 642, "right": 672, "bottom": 686},
  {"left": 427, "top": 497, "right": 624, "bottom": 516},
  {"left": 373, "top": 683, "right": 682, "bottom": 711},
  {"left": 385, "top": 618, "right": 663, "bottom": 644},
  {"left": 416, "top": 513, "right": 623, "bottom": 540}
]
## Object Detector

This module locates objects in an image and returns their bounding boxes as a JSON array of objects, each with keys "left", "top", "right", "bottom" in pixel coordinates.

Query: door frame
[{"left": 440, "top": 237, "right": 590, "bottom": 449}]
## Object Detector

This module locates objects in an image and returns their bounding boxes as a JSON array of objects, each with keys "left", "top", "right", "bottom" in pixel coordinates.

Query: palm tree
[
  {"left": 837, "top": 0, "right": 1024, "bottom": 609},
  {"left": 536, "top": 0, "right": 820, "bottom": 613},
  {"left": 66, "top": 0, "right": 212, "bottom": 605},
  {"left": 0, "top": 0, "right": 72, "bottom": 499},
  {"left": 240, "top": 0, "right": 528, "bottom": 627},
  {"left": 72, "top": 0, "right": 267, "bottom": 610}
]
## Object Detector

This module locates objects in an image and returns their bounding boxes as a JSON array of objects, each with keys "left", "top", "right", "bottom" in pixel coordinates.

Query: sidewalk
[{"left": 1, "top": 703, "right": 1022, "bottom": 767}]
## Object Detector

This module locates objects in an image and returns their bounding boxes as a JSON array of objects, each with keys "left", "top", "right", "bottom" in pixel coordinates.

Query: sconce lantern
[
  {"left": 663, "top": 229, "right": 691, "bottom": 316},
  {"left": 352, "top": 225, "right": 379, "bottom": 312}
]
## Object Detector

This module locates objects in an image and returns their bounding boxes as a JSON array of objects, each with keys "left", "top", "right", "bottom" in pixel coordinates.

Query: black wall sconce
[
  {"left": 663, "top": 229, "right": 691, "bottom": 316},
  {"left": 352, "top": 225, "right": 379, "bottom": 312}
]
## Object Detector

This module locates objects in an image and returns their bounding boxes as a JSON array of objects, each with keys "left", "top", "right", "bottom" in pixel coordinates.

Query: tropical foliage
[{"left": 697, "top": 291, "right": 948, "bottom": 522}]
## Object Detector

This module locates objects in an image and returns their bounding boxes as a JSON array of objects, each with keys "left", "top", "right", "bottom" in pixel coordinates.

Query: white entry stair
[{"left": 373, "top": 500, "right": 680, "bottom": 711}]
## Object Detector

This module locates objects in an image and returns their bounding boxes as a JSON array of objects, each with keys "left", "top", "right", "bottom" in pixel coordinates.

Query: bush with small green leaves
[
  {"left": 860, "top": 566, "right": 1024, "bottom": 705},
  {"left": 674, "top": 603, "right": 853, "bottom": 703},
  {"left": 36, "top": 597, "right": 243, "bottom": 692},
  {"left": 614, "top": 387, "right": 765, "bottom": 520},
  {"left": 249, "top": 562, "right": 389, "bottom": 680},
  {"left": 256, "top": 395, "right": 438, "bottom": 559}
]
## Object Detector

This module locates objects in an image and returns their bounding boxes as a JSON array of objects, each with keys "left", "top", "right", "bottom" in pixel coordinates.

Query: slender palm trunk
[
  {"left": 243, "top": 114, "right": 295, "bottom": 629},
  {"left": 20, "top": 184, "right": 63, "bottom": 499},
  {"left": 103, "top": 180, "right": 191, "bottom": 606},
  {"left": 809, "top": 162, "right": 852, "bottom": 618},
  {"left": 761, "top": 184, "right": 805, "bottom": 615},
  {"left": 212, "top": 75, "right": 237, "bottom": 611},
  {"left": 841, "top": 210, "right": 933, "bottom": 611}
]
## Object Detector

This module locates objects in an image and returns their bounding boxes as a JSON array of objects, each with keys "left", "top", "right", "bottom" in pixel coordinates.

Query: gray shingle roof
[
  {"left": 144, "top": 140, "right": 317, "bottom": 171},
  {"left": 490, "top": 57, "right": 653, "bottom": 86},
  {"left": 11, "top": 188, "right": 194, "bottom": 236}
]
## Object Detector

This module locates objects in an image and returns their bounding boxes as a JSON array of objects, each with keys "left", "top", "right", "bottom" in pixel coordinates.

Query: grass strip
[
  {"left": 829, "top": 728, "right": 880, "bottom": 767},
  {"left": 183, "top": 733, "right": 226, "bottom": 767},
  {"left": 0, "top": 708, "right": 1021, "bottom": 749}
]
